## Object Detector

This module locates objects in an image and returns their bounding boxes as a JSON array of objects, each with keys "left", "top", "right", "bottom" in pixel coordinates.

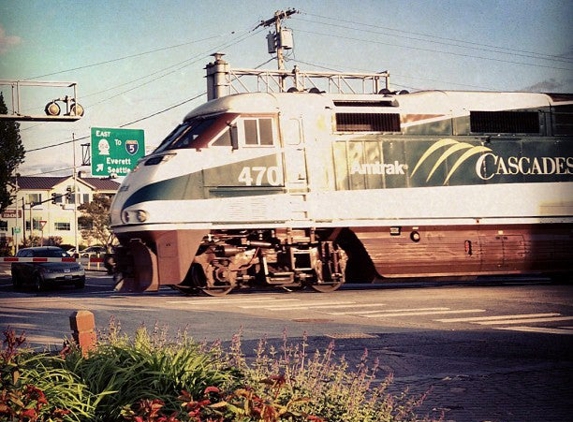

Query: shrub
[
  {"left": 1, "top": 321, "right": 441, "bottom": 422},
  {"left": 214, "top": 330, "right": 437, "bottom": 422},
  {"left": 61, "top": 321, "right": 234, "bottom": 421},
  {"left": 0, "top": 329, "right": 95, "bottom": 421}
]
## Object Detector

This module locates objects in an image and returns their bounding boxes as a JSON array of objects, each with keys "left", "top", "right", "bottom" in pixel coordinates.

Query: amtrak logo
[
  {"left": 411, "top": 138, "right": 573, "bottom": 183},
  {"left": 411, "top": 138, "right": 491, "bottom": 184}
]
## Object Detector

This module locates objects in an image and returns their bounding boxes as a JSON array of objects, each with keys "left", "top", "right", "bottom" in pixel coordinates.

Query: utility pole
[
  {"left": 14, "top": 174, "right": 19, "bottom": 253},
  {"left": 257, "top": 9, "right": 298, "bottom": 71},
  {"left": 72, "top": 133, "right": 79, "bottom": 253}
]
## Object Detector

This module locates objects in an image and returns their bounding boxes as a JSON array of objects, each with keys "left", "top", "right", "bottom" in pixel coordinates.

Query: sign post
[
  {"left": 91, "top": 127, "right": 145, "bottom": 177},
  {"left": 39, "top": 220, "right": 47, "bottom": 246}
]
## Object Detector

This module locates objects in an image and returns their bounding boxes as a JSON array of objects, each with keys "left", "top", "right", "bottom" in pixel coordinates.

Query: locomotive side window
[
  {"left": 243, "top": 118, "right": 275, "bottom": 146},
  {"left": 244, "top": 120, "right": 257, "bottom": 144},
  {"left": 259, "top": 119, "right": 274, "bottom": 145}
]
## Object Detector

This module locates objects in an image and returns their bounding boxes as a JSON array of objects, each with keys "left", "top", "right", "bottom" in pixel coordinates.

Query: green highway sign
[{"left": 91, "top": 127, "right": 145, "bottom": 177}]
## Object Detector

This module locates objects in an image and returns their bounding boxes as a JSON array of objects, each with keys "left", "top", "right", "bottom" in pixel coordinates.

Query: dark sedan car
[
  {"left": 80, "top": 245, "right": 106, "bottom": 258},
  {"left": 11, "top": 246, "right": 85, "bottom": 291}
]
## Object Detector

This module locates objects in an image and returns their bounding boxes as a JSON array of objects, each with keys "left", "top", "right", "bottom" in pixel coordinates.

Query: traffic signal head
[
  {"left": 44, "top": 101, "right": 61, "bottom": 116},
  {"left": 51, "top": 193, "right": 57, "bottom": 204}
]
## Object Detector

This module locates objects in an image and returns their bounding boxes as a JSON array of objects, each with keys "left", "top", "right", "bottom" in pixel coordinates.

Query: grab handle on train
[{"left": 464, "top": 240, "right": 473, "bottom": 256}]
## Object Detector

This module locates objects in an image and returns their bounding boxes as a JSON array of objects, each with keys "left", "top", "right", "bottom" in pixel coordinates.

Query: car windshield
[{"left": 37, "top": 249, "right": 68, "bottom": 257}]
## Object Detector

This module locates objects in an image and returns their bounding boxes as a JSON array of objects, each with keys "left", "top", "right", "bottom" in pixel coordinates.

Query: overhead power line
[
  {"left": 84, "top": 28, "right": 264, "bottom": 107},
  {"left": 22, "top": 29, "right": 265, "bottom": 154},
  {"left": 119, "top": 92, "right": 206, "bottom": 128},
  {"left": 294, "top": 27, "right": 573, "bottom": 72},
  {"left": 27, "top": 35, "right": 225, "bottom": 80},
  {"left": 299, "top": 13, "right": 573, "bottom": 66},
  {"left": 25, "top": 55, "right": 275, "bottom": 154}
]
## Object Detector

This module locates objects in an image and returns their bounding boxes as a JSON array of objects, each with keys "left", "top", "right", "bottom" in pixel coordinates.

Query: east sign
[{"left": 91, "top": 127, "right": 145, "bottom": 177}]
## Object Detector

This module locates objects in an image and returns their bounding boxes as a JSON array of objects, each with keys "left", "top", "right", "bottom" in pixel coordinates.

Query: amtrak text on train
[{"left": 350, "top": 161, "right": 408, "bottom": 175}]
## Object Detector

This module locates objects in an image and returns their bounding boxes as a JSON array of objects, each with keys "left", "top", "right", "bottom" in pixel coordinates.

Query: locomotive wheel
[
  {"left": 190, "top": 264, "right": 234, "bottom": 297},
  {"left": 171, "top": 284, "right": 199, "bottom": 296},
  {"left": 202, "top": 284, "right": 234, "bottom": 297},
  {"left": 309, "top": 281, "right": 344, "bottom": 293}
]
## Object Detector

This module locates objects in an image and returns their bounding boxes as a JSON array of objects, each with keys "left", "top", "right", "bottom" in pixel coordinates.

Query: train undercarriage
[
  {"left": 110, "top": 223, "right": 573, "bottom": 295},
  {"left": 177, "top": 228, "right": 348, "bottom": 296},
  {"left": 112, "top": 227, "right": 348, "bottom": 296}
]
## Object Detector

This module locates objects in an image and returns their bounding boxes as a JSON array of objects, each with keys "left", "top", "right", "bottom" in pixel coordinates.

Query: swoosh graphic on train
[{"left": 411, "top": 138, "right": 492, "bottom": 184}]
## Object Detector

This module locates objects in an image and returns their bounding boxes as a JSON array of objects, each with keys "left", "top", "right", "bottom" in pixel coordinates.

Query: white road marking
[
  {"left": 292, "top": 303, "right": 385, "bottom": 311},
  {"left": 164, "top": 296, "right": 573, "bottom": 335},
  {"left": 497, "top": 326, "right": 573, "bottom": 335},
  {"left": 435, "top": 312, "right": 573, "bottom": 335},
  {"left": 435, "top": 313, "right": 561, "bottom": 323},
  {"left": 167, "top": 298, "right": 301, "bottom": 305},
  {"left": 327, "top": 307, "right": 450, "bottom": 315},
  {"left": 477, "top": 316, "right": 573, "bottom": 325},
  {"left": 24, "top": 334, "right": 66, "bottom": 347},
  {"left": 254, "top": 301, "right": 357, "bottom": 310},
  {"left": 363, "top": 309, "right": 486, "bottom": 318}
]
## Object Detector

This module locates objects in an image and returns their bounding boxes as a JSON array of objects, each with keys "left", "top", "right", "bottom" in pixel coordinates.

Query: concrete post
[{"left": 69, "top": 310, "right": 96, "bottom": 356}]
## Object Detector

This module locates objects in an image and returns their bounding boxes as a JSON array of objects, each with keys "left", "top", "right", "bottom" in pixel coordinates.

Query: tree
[
  {"left": 0, "top": 92, "right": 26, "bottom": 213},
  {"left": 78, "top": 194, "right": 112, "bottom": 246}
]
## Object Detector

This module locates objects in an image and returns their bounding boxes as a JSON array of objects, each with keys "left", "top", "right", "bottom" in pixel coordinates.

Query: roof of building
[
  {"left": 80, "top": 177, "right": 122, "bottom": 191},
  {"left": 12, "top": 176, "right": 120, "bottom": 191}
]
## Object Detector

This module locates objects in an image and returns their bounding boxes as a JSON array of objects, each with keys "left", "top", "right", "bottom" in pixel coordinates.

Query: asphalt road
[{"left": 1, "top": 266, "right": 572, "bottom": 422}]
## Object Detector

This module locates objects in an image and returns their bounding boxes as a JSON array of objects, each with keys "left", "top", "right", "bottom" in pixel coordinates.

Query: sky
[{"left": 1, "top": 0, "right": 572, "bottom": 177}]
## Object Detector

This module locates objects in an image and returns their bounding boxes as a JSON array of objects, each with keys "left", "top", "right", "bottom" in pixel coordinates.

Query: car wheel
[
  {"left": 34, "top": 274, "right": 45, "bottom": 292},
  {"left": 75, "top": 277, "right": 86, "bottom": 289},
  {"left": 12, "top": 273, "right": 22, "bottom": 290}
]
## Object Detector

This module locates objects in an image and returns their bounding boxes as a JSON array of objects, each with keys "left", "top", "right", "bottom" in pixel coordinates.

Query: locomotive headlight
[
  {"left": 122, "top": 210, "right": 148, "bottom": 223},
  {"left": 136, "top": 210, "right": 148, "bottom": 223}
]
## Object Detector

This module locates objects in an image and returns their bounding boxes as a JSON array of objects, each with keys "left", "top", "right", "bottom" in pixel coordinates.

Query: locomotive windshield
[
  {"left": 153, "top": 116, "right": 217, "bottom": 153},
  {"left": 153, "top": 113, "right": 241, "bottom": 153},
  {"left": 153, "top": 112, "right": 275, "bottom": 154}
]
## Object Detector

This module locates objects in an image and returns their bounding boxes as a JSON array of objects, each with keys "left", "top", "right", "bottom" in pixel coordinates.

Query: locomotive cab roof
[{"left": 184, "top": 90, "right": 572, "bottom": 124}]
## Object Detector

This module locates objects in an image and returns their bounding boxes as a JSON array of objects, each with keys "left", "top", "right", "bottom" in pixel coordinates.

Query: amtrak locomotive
[{"left": 109, "top": 54, "right": 573, "bottom": 295}]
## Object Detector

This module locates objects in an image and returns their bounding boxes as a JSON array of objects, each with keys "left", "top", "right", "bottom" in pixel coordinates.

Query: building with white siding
[{"left": 2, "top": 174, "right": 120, "bottom": 253}]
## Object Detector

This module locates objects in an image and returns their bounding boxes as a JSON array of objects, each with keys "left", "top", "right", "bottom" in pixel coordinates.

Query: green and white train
[{"left": 109, "top": 56, "right": 573, "bottom": 295}]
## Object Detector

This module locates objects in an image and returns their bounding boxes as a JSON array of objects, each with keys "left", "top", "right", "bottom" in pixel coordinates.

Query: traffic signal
[
  {"left": 66, "top": 187, "right": 72, "bottom": 200},
  {"left": 44, "top": 101, "right": 61, "bottom": 116},
  {"left": 51, "top": 193, "right": 57, "bottom": 204}
]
